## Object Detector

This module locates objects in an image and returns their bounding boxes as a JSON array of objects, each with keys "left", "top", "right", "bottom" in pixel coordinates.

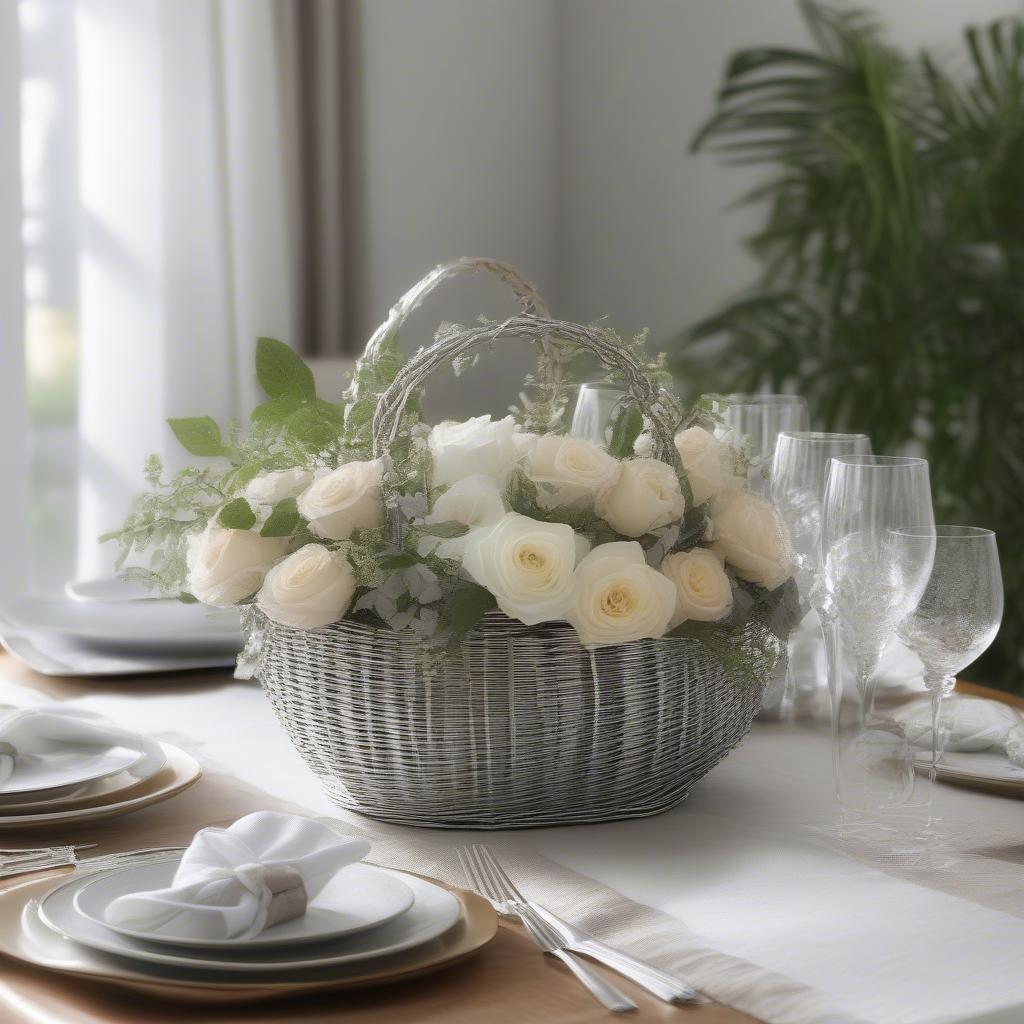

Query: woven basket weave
[
  {"left": 253, "top": 258, "right": 778, "bottom": 828},
  {"left": 255, "top": 611, "right": 772, "bottom": 828}
]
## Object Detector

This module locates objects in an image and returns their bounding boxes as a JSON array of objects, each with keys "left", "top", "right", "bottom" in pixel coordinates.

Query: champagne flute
[
  {"left": 821, "top": 455, "right": 935, "bottom": 813},
  {"left": 570, "top": 384, "right": 627, "bottom": 447},
  {"left": 895, "top": 527, "right": 1003, "bottom": 781},
  {"left": 714, "top": 394, "right": 810, "bottom": 497},
  {"left": 770, "top": 432, "right": 872, "bottom": 718}
]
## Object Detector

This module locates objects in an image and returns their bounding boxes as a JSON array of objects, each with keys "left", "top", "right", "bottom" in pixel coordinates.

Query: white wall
[
  {"left": 356, "top": 0, "right": 560, "bottom": 420},
  {"left": 354, "top": 0, "right": 1021, "bottom": 417}
]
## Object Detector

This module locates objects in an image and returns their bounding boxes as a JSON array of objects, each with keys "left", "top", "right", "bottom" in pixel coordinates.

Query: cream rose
[
  {"left": 660, "top": 548, "right": 734, "bottom": 626},
  {"left": 526, "top": 434, "right": 621, "bottom": 504},
  {"left": 428, "top": 415, "right": 518, "bottom": 488},
  {"left": 186, "top": 521, "right": 288, "bottom": 607},
  {"left": 461, "top": 513, "right": 577, "bottom": 625},
  {"left": 674, "top": 426, "right": 742, "bottom": 508},
  {"left": 597, "top": 458, "right": 685, "bottom": 538},
  {"left": 256, "top": 544, "right": 355, "bottom": 629},
  {"left": 297, "top": 460, "right": 383, "bottom": 541},
  {"left": 243, "top": 468, "right": 313, "bottom": 507},
  {"left": 567, "top": 541, "right": 676, "bottom": 647},
  {"left": 420, "top": 474, "right": 507, "bottom": 560},
  {"left": 712, "top": 493, "right": 793, "bottom": 590}
]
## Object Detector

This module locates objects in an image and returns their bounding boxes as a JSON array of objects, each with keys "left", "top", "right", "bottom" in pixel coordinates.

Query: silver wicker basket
[
  {"left": 255, "top": 611, "right": 773, "bottom": 828},
  {"left": 252, "top": 258, "right": 779, "bottom": 828}
]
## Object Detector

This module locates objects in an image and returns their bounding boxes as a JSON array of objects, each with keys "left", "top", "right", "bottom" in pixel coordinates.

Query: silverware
[
  {"left": 461, "top": 844, "right": 701, "bottom": 1005},
  {"left": 457, "top": 844, "right": 637, "bottom": 1013},
  {"left": 0, "top": 844, "right": 183, "bottom": 880}
]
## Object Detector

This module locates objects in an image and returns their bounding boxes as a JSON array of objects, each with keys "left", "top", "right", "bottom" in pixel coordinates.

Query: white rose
[
  {"left": 297, "top": 460, "right": 383, "bottom": 541},
  {"left": 711, "top": 493, "right": 794, "bottom": 591},
  {"left": 660, "top": 548, "right": 734, "bottom": 626},
  {"left": 462, "top": 512, "right": 577, "bottom": 625},
  {"left": 420, "top": 474, "right": 507, "bottom": 560},
  {"left": 674, "top": 426, "right": 742, "bottom": 508},
  {"left": 243, "top": 468, "right": 313, "bottom": 506},
  {"left": 511, "top": 429, "right": 540, "bottom": 463},
  {"left": 567, "top": 541, "right": 676, "bottom": 647},
  {"left": 428, "top": 415, "right": 518, "bottom": 488},
  {"left": 256, "top": 544, "right": 355, "bottom": 629},
  {"left": 526, "top": 435, "right": 621, "bottom": 503},
  {"left": 597, "top": 458, "right": 685, "bottom": 538},
  {"left": 186, "top": 521, "right": 288, "bottom": 607}
]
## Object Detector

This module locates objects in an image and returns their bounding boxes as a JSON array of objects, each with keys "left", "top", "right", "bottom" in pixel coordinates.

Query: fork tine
[
  {"left": 475, "top": 844, "right": 528, "bottom": 903},
  {"left": 456, "top": 845, "right": 497, "bottom": 904}
]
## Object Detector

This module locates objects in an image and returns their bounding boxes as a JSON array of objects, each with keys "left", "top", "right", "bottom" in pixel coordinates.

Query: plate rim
[
  {"left": 0, "top": 743, "right": 200, "bottom": 828},
  {"left": 29, "top": 867, "right": 479, "bottom": 980},
  {"left": 71, "top": 860, "right": 417, "bottom": 950},
  {"left": 0, "top": 744, "right": 145, "bottom": 797}
]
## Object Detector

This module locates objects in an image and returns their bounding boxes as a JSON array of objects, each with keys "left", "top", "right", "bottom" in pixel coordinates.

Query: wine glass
[
  {"left": 821, "top": 455, "right": 935, "bottom": 814},
  {"left": 570, "top": 384, "right": 627, "bottom": 446},
  {"left": 713, "top": 394, "right": 810, "bottom": 497},
  {"left": 770, "top": 432, "right": 872, "bottom": 718},
  {"left": 895, "top": 527, "right": 1003, "bottom": 782}
]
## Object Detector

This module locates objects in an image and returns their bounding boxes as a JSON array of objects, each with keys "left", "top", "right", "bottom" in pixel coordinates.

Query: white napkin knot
[
  {"left": 104, "top": 812, "right": 370, "bottom": 941},
  {"left": 233, "top": 861, "right": 308, "bottom": 931}
]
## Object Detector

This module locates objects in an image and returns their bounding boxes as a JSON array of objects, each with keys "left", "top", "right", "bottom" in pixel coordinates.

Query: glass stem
[
  {"left": 924, "top": 672, "right": 955, "bottom": 783},
  {"left": 820, "top": 614, "right": 842, "bottom": 804}
]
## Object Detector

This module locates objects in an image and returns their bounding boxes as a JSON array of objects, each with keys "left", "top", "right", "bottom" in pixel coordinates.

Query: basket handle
[
  {"left": 371, "top": 314, "right": 683, "bottom": 468},
  {"left": 360, "top": 257, "right": 551, "bottom": 366}
]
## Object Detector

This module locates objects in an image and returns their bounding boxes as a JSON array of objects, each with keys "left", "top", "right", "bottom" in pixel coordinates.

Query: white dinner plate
[
  {"left": 0, "top": 740, "right": 166, "bottom": 812},
  {"left": 0, "top": 597, "right": 242, "bottom": 653},
  {"left": 0, "top": 743, "right": 199, "bottom": 829},
  {"left": 39, "top": 865, "right": 461, "bottom": 972},
  {"left": 75, "top": 861, "right": 415, "bottom": 950},
  {"left": 0, "top": 744, "right": 143, "bottom": 797}
]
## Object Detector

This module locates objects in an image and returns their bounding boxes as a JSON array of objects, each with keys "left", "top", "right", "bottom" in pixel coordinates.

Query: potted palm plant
[{"left": 673, "top": 0, "right": 1024, "bottom": 694}]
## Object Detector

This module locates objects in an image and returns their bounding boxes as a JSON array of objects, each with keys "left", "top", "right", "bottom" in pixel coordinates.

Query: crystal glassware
[
  {"left": 770, "top": 432, "right": 872, "bottom": 719},
  {"left": 569, "top": 383, "right": 628, "bottom": 447},
  {"left": 895, "top": 527, "right": 1003, "bottom": 781},
  {"left": 713, "top": 394, "right": 810, "bottom": 497},
  {"left": 820, "top": 455, "right": 935, "bottom": 814}
]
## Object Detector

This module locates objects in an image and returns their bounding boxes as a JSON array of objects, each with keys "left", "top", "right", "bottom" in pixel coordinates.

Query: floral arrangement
[{"left": 105, "top": 314, "right": 799, "bottom": 671}]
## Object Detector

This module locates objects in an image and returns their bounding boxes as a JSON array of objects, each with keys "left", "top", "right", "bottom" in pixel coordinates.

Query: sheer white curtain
[
  {"left": 76, "top": 0, "right": 299, "bottom": 577},
  {"left": 0, "top": 3, "right": 30, "bottom": 603}
]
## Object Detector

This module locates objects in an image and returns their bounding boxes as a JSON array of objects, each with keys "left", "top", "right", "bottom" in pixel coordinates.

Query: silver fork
[
  {"left": 458, "top": 844, "right": 637, "bottom": 1013},
  {"left": 463, "top": 844, "right": 701, "bottom": 1005},
  {"left": 0, "top": 844, "right": 183, "bottom": 880}
]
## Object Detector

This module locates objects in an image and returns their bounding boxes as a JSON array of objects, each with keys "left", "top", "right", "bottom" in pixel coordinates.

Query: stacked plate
[
  {"left": 0, "top": 738, "right": 201, "bottom": 832},
  {"left": 914, "top": 751, "right": 1024, "bottom": 799},
  {"left": 4, "top": 854, "right": 496, "bottom": 1002},
  {"left": 0, "top": 580, "right": 243, "bottom": 676}
]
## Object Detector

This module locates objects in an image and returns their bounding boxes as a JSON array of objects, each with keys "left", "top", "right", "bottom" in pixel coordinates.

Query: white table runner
[{"left": 2, "top": 668, "right": 1022, "bottom": 1024}]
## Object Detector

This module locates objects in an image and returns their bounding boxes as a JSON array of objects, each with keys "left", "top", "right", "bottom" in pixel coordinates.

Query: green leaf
[
  {"left": 418, "top": 520, "right": 471, "bottom": 539},
  {"left": 218, "top": 497, "right": 257, "bottom": 530},
  {"left": 251, "top": 393, "right": 304, "bottom": 426},
  {"left": 607, "top": 402, "right": 644, "bottom": 458},
  {"left": 260, "top": 497, "right": 300, "bottom": 537},
  {"left": 167, "top": 417, "right": 227, "bottom": 457},
  {"left": 380, "top": 552, "right": 419, "bottom": 572},
  {"left": 446, "top": 584, "right": 497, "bottom": 634},
  {"left": 255, "top": 337, "right": 316, "bottom": 402},
  {"left": 177, "top": 592, "right": 199, "bottom": 604},
  {"left": 285, "top": 405, "right": 341, "bottom": 451}
]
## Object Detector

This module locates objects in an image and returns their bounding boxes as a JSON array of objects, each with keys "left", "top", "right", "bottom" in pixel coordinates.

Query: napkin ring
[{"left": 247, "top": 864, "right": 308, "bottom": 929}]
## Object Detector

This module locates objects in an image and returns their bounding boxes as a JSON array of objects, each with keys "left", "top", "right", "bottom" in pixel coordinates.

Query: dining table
[{"left": 0, "top": 650, "right": 1022, "bottom": 1024}]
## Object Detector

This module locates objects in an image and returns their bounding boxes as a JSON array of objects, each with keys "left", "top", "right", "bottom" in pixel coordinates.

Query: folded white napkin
[
  {"left": 896, "top": 695, "right": 1024, "bottom": 767},
  {"left": 0, "top": 706, "right": 161, "bottom": 787},
  {"left": 104, "top": 812, "right": 371, "bottom": 941}
]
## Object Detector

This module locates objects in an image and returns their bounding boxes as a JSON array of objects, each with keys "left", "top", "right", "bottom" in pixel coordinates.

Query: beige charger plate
[
  {"left": 0, "top": 744, "right": 201, "bottom": 831},
  {"left": 0, "top": 870, "right": 497, "bottom": 1004}
]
